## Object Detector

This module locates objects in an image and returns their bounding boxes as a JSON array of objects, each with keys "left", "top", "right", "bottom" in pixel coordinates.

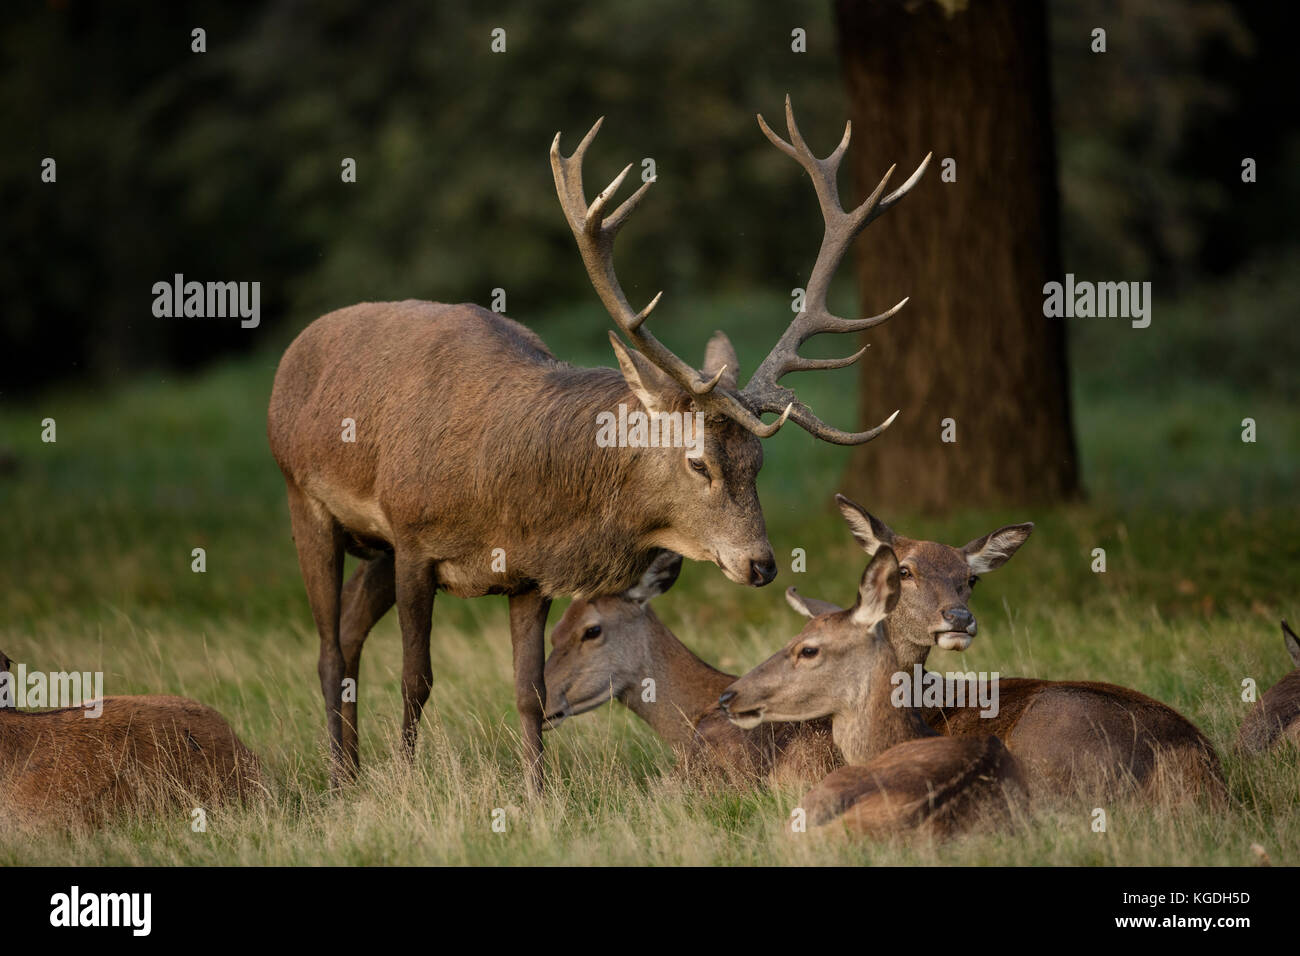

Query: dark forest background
[{"left": 2, "top": 0, "right": 1295, "bottom": 396}]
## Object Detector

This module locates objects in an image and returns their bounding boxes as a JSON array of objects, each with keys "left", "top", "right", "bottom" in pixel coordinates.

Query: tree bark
[{"left": 836, "top": 0, "right": 1080, "bottom": 512}]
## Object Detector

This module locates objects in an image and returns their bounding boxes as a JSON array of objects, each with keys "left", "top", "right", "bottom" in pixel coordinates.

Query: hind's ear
[
  {"left": 962, "top": 523, "right": 1034, "bottom": 574},
  {"left": 851, "top": 546, "right": 901, "bottom": 627},
  {"left": 785, "top": 587, "right": 843, "bottom": 619},
  {"left": 1283, "top": 620, "right": 1300, "bottom": 669},
  {"left": 0, "top": 649, "right": 10, "bottom": 673},
  {"left": 835, "top": 494, "right": 895, "bottom": 555},
  {"left": 625, "top": 551, "right": 683, "bottom": 606}
]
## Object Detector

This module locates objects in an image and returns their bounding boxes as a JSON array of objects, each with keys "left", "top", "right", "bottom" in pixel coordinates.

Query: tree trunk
[{"left": 836, "top": 0, "right": 1079, "bottom": 512}]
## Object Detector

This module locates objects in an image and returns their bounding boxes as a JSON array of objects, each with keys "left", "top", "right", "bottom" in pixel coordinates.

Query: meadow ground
[{"left": 1, "top": 279, "right": 1297, "bottom": 865}]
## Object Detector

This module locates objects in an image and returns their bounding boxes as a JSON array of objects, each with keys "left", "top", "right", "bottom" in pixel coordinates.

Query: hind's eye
[
  {"left": 582, "top": 625, "right": 602, "bottom": 641},
  {"left": 799, "top": 646, "right": 819, "bottom": 659},
  {"left": 898, "top": 566, "right": 912, "bottom": 579},
  {"left": 968, "top": 576, "right": 979, "bottom": 589},
  {"left": 688, "top": 457, "right": 710, "bottom": 480}
]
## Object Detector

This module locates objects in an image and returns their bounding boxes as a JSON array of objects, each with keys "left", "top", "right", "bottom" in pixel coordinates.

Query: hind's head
[
  {"left": 720, "top": 546, "right": 901, "bottom": 728},
  {"left": 543, "top": 551, "right": 682, "bottom": 728},
  {"left": 826, "top": 494, "right": 1032, "bottom": 664}
]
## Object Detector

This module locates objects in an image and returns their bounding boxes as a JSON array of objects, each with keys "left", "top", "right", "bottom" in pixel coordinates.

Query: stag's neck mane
[{"left": 478, "top": 363, "right": 688, "bottom": 598}]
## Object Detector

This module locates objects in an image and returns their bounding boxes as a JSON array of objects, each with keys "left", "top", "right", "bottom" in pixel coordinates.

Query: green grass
[{"left": 1, "top": 283, "right": 1297, "bottom": 865}]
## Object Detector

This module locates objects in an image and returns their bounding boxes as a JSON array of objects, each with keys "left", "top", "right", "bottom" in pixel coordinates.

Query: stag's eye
[
  {"left": 798, "top": 645, "right": 819, "bottom": 659},
  {"left": 968, "top": 576, "right": 979, "bottom": 589},
  {"left": 581, "top": 625, "right": 602, "bottom": 641},
  {"left": 898, "top": 566, "right": 912, "bottom": 580},
  {"left": 687, "top": 457, "right": 711, "bottom": 480}
]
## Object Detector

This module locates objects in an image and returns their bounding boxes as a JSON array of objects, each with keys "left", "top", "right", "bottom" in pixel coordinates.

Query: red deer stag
[
  {"left": 543, "top": 551, "right": 839, "bottom": 786},
  {"left": 266, "top": 98, "right": 930, "bottom": 788},
  {"left": 784, "top": 495, "right": 1225, "bottom": 803},
  {"left": 1237, "top": 620, "right": 1300, "bottom": 754},
  {"left": 720, "top": 548, "right": 1027, "bottom": 839}
]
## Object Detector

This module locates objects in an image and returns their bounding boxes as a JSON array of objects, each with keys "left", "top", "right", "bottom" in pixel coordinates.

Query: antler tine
[
  {"left": 789, "top": 405, "right": 900, "bottom": 446},
  {"left": 586, "top": 162, "right": 634, "bottom": 231},
  {"left": 758, "top": 96, "right": 851, "bottom": 226},
  {"left": 804, "top": 297, "right": 909, "bottom": 339},
  {"left": 860, "top": 152, "right": 932, "bottom": 229},
  {"left": 782, "top": 94, "right": 812, "bottom": 157},
  {"left": 739, "top": 96, "right": 929, "bottom": 446},
  {"left": 604, "top": 177, "right": 655, "bottom": 236},
  {"left": 827, "top": 120, "right": 852, "bottom": 172},
  {"left": 782, "top": 346, "right": 868, "bottom": 374},
  {"left": 756, "top": 109, "right": 798, "bottom": 162},
  {"left": 552, "top": 121, "right": 727, "bottom": 403}
]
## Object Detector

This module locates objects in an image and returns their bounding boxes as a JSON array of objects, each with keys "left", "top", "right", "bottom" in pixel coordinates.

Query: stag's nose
[
  {"left": 748, "top": 557, "right": 777, "bottom": 587},
  {"left": 942, "top": 606, "right": 975, "bottom": 632},
  {"left": 718, "top": 690, "right": 737, "bottom": 712}
]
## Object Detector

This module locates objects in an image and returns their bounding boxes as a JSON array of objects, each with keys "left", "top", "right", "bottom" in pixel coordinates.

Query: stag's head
[
  {"left": 543, "top": 551, "right": 682, "bottom": 727},
  {"left": 720, "top": 546, "right": 901, "bottom": 727},
  {"left": 552, "top": 96, "right": 929, "bottom": 588},
  {"left": 792, "top": 495, "right": 1032, "bottom": 662},
  {"left": 605, "top": 331, "right": 774, "bottom": 585}
]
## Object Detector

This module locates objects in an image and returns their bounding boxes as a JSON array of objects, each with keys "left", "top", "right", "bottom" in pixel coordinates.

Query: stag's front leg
[
  {"left": 284, "top": 482, "right": 348, "bottom": 787},
  {"left": 394, "top": 551, "right": 436, "bottom": 758},
  {"left": 338, "top": 552, "right": 396, "bottom": 774},
  {"left": 509, "top": 590, "right": 552, "bottom": 795}
]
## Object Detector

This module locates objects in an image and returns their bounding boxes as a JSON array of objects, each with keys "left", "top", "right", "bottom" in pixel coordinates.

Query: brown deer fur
[
  {"left": 1237, "top": 620, "right": 1300, "bottom": 755},
  {"left": 927, "top": 678, "right": 1225, "bottom": 803},
  {"left": 721, "top": 547, "right": 1027, "bottom": 838},
  {"left": 269, "top": 304, "right": 771, "bottom": 789},
  {"left": 268, "top": 101, "right": 927, "bottom": 791},
  {"left": 543, "top": 552, "right": 839, "bottom": 786},
  {"left": 807, "top": 496, "right": 1226, "bottom": 803},
  {"left": 0, "top": 650, "right": 261, "bottom": 828}
]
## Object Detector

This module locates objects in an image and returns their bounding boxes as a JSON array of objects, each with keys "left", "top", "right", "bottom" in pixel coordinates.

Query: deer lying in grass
[
  {"left": 788, "top": 496, "right": 1226, "bottom": 803},
  {"left": 1237, "top": 620, "right": 1300, "bottom": 755},
  {"left": 543, "top": 551, "right": 839, "bottom": 786},
  {"left": 543, "top": 502, "right": 1040, "bottom": 784},
  {"left": 0, "top": 650, "right": 261, "bottom": 828},
  {"left": 268, "top": 97, "right": 929, "bottom": 788},
  {"left": 720, "top": 547, "right": 1027, "bottom": 839}
]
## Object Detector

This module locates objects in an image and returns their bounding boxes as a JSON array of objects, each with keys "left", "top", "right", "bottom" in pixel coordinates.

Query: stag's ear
[
  {"left": 962, "top": 523, "right": 1034, "bottom": 574},
  {"left": 851, "top": 546, "right": 900, "bottom": 627},
  {"left": 625, "top": 551, "right": 683, "bottom": 606},
  {"left": 785, "top": 587, "right": 844, "bottom": 619},
  {"left": 701, "top": 331, "right": 739, "bottom": 392},
  {"left": 0, "top": 649, "right": 10, "bottom": 673},
  {"left": 609, "top": 332, "right": 681, "bottom": 415},
  {"left": 834, "top": 494, "right": 895, "bottom": 555},
  {"left": 1283, "top": 620, "right": 1300, "bottom": 669}
]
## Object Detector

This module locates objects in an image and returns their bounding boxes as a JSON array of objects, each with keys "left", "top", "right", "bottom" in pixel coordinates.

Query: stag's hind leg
[
  {"left": 509, "top": 590, "right": 552, "bottom": 796},
  {"left": 339, "top": 552, "right": 396, "bottom": 773},
  {"left": 284, "top": 482, "right": 348, "bottom": 786},
  {"left": 393, "top": 551, "right": 436, "bottom": 758}
]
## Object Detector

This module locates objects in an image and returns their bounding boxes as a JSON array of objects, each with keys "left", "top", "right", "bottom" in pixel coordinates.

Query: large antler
[
  {"left": 739, "top": 95, "right": 931, "bottom": 444},
  {"left": 550, "top": 121, "right": 784, "bottom": 435},
  {"left": 550, "top": 97, "right": 928, "bottom": 445}
]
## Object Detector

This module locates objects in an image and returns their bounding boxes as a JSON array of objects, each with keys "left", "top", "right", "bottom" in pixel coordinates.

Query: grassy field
[{"left": 1, "top": 281, "right": 1298, "bottom": 865}]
